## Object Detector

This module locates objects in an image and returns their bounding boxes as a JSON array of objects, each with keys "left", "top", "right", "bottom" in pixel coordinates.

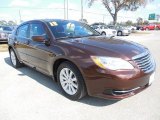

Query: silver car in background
[
  {"left": 91, "top": 25, "right": 117, "bottom": 37},
  {"left": 0, "top": 26, "right": 13, "bottom": 42},
  {"left": 126, "top": 26, "right": 137, "bottom": 33},
  {"left": 108, "top": 25, "right": 130, "bottom": 36}
]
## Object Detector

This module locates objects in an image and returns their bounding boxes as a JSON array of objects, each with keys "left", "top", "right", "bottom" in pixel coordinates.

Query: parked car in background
[
  {"left": 136, "top": 25, "right": 143, "bottom": 30},
  {"left": 0, "top": 26, "right": 13, "bottom": 42},
  {"left": 108, "top": 25, "right": 130, "bottom": 36},
  {"left": 141, "top": 24, "right": 156, "bottom": 30},
  {"left": 126, "top": 26, "right": 137, "bottom": 33},
  {"left": 8, "top": 19, "right": 156, "bottom": 100},
  {"left": 9, "top": 25, "right": 18, "bottom": 30},
  {"left": 155, "top": 24, "right": 160, "bottom": 30},
  {"left": 141, "top": 24, "right": 160, "bottom": 30},
  {"left": 91, "top": 24, "right": 117, "bottom": 37},
  {"left": 91, "top": 22, "right": 106, "bottom": 26}
]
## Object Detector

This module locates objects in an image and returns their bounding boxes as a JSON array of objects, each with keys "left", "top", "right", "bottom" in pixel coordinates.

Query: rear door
[{"left": 14, "top": 24, "right": 30, "bottom": 62}]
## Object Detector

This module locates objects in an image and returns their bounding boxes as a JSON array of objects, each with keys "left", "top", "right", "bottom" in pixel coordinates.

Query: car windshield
[{"left": 47, "top": 20, "right": 100, "bottom": 39}]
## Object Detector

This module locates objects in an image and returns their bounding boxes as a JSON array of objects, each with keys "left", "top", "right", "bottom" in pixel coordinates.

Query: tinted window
[
  {"left": 3, "top": 27, "right": 12, "bottom": 31},
  {"left": 30, "top": 23, "right": 45, "bottom": 37},
  {"left": 91, "top": 25, "right": 98, "bottom": 29},
  {"left": 17, "top": 24, "right": 29, "bottom": 38},
  {"left": 101, "top": 25, "right": 108, "bottom": 29}
]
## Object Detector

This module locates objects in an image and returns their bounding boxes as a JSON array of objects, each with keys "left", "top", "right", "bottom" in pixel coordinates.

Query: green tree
[
  {"left": 0, "top": 20, "right": 7, "bottom": 25},
  {"left": 125, "top": 20, "right": 133, "bottom": 26},
  {"left": 88, "top": 0, "right": 152, "bottom": 25},
  {"left": 143, "top": 20, "right": 149, "bottom": 25},
  {"left": 137, "top": 17, "right": 143, "bottom": 25},
  {"left": 8, "top": 21, "right": 17, "bottom": 26}
]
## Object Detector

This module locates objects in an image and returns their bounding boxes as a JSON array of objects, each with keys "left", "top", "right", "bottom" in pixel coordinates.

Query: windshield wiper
[
  {"left": 56, "top": 36, "right": 82, "bottom": 40},
  {"left": 56, "top": 34, "right": 100, "bottom": 40}
]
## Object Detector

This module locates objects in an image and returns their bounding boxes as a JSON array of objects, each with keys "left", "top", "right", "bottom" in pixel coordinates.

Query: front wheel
[
  {"left": 117, "top": 31, "right": 122, "bottom": 36},
  {"left": 57, "top": 62, "right": 87, "bottom": 100},
  {"left": 9, "top": 49, "right": 23, "bottom": 68}
]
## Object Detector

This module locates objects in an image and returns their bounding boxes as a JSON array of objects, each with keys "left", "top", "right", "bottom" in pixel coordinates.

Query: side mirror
[
  {"left": 32, "top": 35, "right": 50, "bottom": 46},
  {"left": 32, "top": 35, "right": 45, "bottom": 42}
]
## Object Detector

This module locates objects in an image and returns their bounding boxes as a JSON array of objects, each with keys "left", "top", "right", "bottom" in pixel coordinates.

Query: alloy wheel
[{"left": 59, "top": 68, "right": 78, "bottom": 95}]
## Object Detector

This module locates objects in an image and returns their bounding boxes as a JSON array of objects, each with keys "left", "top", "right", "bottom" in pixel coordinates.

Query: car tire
[
  {"left": 57, "top": 61, "right": 87, "bottom": 100},
  {"left": 9, "top": 49, "right": 23, "bottom": 68},
  {"left": 101, "top": 32, "right": 106, "bottom": 36},
  {"left": 155, "top": 27, "right": 159, "bottom": 30},
  {"left": 117, "top": 31, "right": 122, "bottom": 36}
]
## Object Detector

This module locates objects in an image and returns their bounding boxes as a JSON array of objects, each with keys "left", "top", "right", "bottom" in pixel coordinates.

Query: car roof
[
  {"left": 19, "top": 19, "right": 82, "bottom": 27},
  {"left": 22, "top": 19, "right": 78, "bottom": 24}
]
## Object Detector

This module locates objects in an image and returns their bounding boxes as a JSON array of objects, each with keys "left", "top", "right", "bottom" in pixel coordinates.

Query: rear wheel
[
  {"left": 155, "top": 27, "right": 159, "bottom": 30},
  {"left": 57, "top": 62, "right": 87, "bottom": 100},
  {"left": 9, "top": 49, "right": 23, "bottom": 68},
  {"left": 101, "top": 32, "right": 106, "bottom": 36}
]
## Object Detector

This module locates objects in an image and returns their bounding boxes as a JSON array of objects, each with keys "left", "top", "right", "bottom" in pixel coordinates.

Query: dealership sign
[
  {"left": 148, "top": 13, "right": 160, "bottom": 21},
  {"left": 148, "top": 13, "right": 155, "bottom": 20}
]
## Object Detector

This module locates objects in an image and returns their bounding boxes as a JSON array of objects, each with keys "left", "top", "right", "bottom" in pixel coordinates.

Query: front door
[{"left": 26, "top": 22, "right": 53, "bottom": 74}]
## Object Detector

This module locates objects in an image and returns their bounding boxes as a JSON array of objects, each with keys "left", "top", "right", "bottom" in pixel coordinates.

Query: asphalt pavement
[{"left": 0, "top": 31, "right": 160, "bottom": 120}]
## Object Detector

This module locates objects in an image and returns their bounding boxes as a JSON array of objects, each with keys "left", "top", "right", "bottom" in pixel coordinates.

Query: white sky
[{"left": 0, "top": 0, "right": 160, "bottom": 24}]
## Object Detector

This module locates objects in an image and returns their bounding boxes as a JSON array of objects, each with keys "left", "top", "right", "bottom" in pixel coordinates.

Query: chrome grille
[{"left": 132, "top": 51, "right": 155, "bottom": 73}]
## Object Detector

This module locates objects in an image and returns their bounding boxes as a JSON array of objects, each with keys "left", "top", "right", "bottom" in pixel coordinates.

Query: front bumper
[
  {"left": 85, "top": 68, "right": 154, "bottom": 100},
  {"left": 96, "top": 84, "right": 149, "bottom": 100}
]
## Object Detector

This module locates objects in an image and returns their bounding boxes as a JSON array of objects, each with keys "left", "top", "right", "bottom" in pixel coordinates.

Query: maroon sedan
[{"left": 8, "top": 19, "right": 156, "bottom": 100}]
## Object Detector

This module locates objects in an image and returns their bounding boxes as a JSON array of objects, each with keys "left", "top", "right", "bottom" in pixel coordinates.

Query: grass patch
[{"left": 0, "top": 43, "right": 8, "bottom": 52}]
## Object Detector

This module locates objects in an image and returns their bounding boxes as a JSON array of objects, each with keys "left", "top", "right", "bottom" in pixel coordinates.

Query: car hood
[{"left": 63, "top": 36, "right": 147, "bottom": 60}]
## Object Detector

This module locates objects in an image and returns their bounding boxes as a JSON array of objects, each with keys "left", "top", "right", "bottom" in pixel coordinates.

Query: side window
[
  {"left": 93, "top": 26, "right": 98, "bottom": 29},
  {"left": 30, "top": 23, "right": 45, "bottom": 37},
  {"left": 17, "top": 24, "right": 29, "bottom": 38}
]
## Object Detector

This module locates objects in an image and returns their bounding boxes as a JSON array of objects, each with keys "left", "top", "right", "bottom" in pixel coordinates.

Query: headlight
[
  {"left": 91, "top": 56, "right": 134, "bottom": 70},
  {"left": 0, "top": 33, "right": 6, "bottom": 38}
]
